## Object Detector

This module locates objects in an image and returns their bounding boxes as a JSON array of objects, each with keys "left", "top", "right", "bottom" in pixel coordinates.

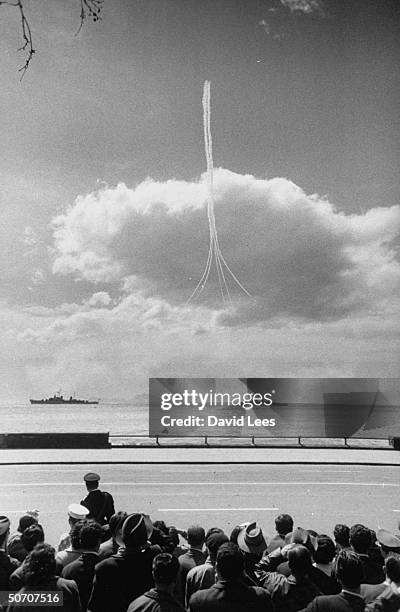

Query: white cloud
[
  {"left": 51, "top": 169, "right": 400, "bottom": 326},
  {"left": 279, "top": 0, "right": 324, "bottom": 15}
]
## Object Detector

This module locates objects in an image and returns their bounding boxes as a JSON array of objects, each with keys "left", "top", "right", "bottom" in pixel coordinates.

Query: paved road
[{"left": 2, "top": 463, "right": 400, "bottom": 548}]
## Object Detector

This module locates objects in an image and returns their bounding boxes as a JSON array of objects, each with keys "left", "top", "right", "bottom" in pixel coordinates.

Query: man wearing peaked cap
[
  {"left": 57, "top": 504, "right": 89, "bottom": 552},
  {"left": 0, "top": 516, "right": 20, "bottom": 589},
  {"left": 81, "top": 471, "right": 115, "bottom": 526},
  {"left": 377, "top": 529, "right": 400, "bottom": 557}
]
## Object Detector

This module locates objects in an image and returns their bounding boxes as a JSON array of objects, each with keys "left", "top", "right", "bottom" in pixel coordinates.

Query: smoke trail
[{"left": 187, "top": 81, "right": 251, "bottom": 304}]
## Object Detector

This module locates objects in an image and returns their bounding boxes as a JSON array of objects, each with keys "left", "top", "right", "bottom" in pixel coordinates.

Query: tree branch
[{"left": 0, "top": 0, "right": 104, "bottom": 79}]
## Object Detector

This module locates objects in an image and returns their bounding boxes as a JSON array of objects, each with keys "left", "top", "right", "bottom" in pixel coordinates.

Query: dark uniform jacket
[
  {"left": 87, "top": 544, "right": 161, "bottom": 612},
  {"left": 81, "top": 490, "right": 115, "bottom": 525},
  {"left": 300, "top": 591, "right": 366, "bottom": 612},
  {"left": 188, "top": 579, "right": 274, "bottom": 612},
  {"left": 127, "top": 588, "right": 185, "bottom": 612}
]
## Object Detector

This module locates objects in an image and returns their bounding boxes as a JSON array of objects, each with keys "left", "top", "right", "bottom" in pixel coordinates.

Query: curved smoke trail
[{"left": 187, "top": 81, "right": 251, "bottom": 304}]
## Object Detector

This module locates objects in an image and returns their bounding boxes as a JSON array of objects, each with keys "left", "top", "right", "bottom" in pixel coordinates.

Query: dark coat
[
  {"left": 81, "top": 490, "right": 115, "bottom": 525},
  {"left": 357, "top": 555, "right": 385, "bottom": 585},
  {"left": 62, "top": 552, "right": 100, "bottom": 611},
  {"left": 174, "top": 548, "right": 206, "bottom": 604},
  {"left": 188, "top": 579, "right": 274, "bottom": 612},
  {"left": 300, "top": 591, "right": 365, "bottom": 612},
  {"left": 87, "top": 545, "right": 161, "bottom": 612},
  {"left": 128, "top": 589, "right": 185, "bottom": 612},
  {"left": 0, "top": 551, "right": 19, "bottom": 590},
  {"left": 6, "top": 576, "right": 81, "bottom": 612}
]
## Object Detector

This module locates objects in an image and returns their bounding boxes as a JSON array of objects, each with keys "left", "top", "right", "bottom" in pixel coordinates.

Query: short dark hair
[
  {"left": 334, "top": 524, "right": 350, "bottom": 548},
  {"left": 152, "top": 553, "right": 179, "bottom": 584},
  {"left": 288, "top": 545, "right": 312, "bottom": 576},
  {"left": 276, "top": 514, "right": 294, "bottom": 535},
  {"left": 79, "top": 520, "right": 103, "bottom": 549},
  {"left": 385, "top": 555, "right": 400, "bottom": 583},
  {"left": 153, "top": 521, "right": 168, "bottom": 535},
  {"left": 187, "top": 525, "right": 205, "bottom": 547},
  {"left": 349, "top": 524, "right": 372, "bottom": 554},
  {"left": 18, "top": 514, "right": 38, "bottom": 533},
  {"left": 109, "top": 511, "right": 128, "bottom": 538},
  {"left": 216, "top": 542, "right": 244, "bottom": 581},
  {"left": 24, "top": 544, "right": 56, "bottom": 586},
  {"left": 21, "top": 525, "right": 45, "bottom": 552},
  {"left": 168, "top": 527, "right": 179, "bottom": 547},
  {"left": 70, "top": 520, "right": 85, "bottom": 549},
  {"left": 313, "top": 535, "right": 336, "bottom": 564},
  {"left": 334, "top": 550, "right": 364, "bottom": 588}
]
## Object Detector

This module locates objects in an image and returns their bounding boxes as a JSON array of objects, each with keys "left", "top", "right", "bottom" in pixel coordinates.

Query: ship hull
[{"left": 30, "top": 400, "right": 99, "bottom": 405}]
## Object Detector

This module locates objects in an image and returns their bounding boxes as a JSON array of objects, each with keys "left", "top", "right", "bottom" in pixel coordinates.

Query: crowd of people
[{"left": 1, "top": 471, "right": 400, "bottom": 611}]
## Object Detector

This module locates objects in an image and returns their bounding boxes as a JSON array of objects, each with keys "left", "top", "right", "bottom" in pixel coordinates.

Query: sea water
[{"left": 0, "top": 402, "right": 148, "bottom": 436}]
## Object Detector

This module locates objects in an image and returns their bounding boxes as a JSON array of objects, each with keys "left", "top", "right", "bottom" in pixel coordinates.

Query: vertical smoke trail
[{"left": 187, "top": 81, "right": 251, "bottom": 304}]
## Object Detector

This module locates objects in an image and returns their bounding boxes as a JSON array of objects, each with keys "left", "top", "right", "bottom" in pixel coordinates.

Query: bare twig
[
  {"left": 0, "top": 0, "right": 34, "bottom": 79},
  {"left": 0, "top": 0, "right": 104, "bottom": 78},
  {"left": 76, "top": 0, "right": 103, "bottom": 35}
]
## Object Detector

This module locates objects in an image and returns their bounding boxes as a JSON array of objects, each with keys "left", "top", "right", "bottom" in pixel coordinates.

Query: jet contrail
[{"left": 187, "top": 81, "right": 251, "bottom": 305}]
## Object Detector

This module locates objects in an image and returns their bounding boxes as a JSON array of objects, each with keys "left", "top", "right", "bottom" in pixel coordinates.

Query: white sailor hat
[{"left": 67, "top": 504, "right": 89, "bottom": 520}]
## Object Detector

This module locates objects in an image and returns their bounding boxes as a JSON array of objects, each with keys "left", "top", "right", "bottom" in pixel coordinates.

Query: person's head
[
  {"left": 216, "top": 542, "right": 244, "bottom": 581},
  {"left": 24, "top": 543, "right": 56, "bottom": 587},
  {"left": 152, "top": 553, "right": 179, "bottom": 590},
  {"left": 206, "top": 531, "right": 229, "bottom": 563},
  {"left": 21, "top": 525, "right": 45, "bottom": 553},
  {"left": 275, "top": 514, "right": 294, "bottom": 536},
  {"left": 334, "top": 550, "right": 364, "bottom": 589},
  {"left": 187, "top": 525, "right": 205, "bottom": 549},
  {"left": 108, "top": 511, "right": 128, "bottom": 541},
  {"left": 70, "top": 520, "right": 85, "bottom": 550},
  {"left": 376, "top": 529, "right": 400, "bottom": 559},
  {"left": 313, "top": 535, "right": 336, "bottom": 565},
  {"left": 79, "top": 520, "right": 103, "bottom": 551},
  {"left": 237, "top": 522, "right": 267, "bottom": 560},
  {"left": 349, "top": 524, "right": 372, "bottom": 554},
  {"left": 229, "top": 525, "right": 242, "bottom": 544},
  {"left": 288, "top": 545, "right": 312, "bottom": 577},
  {"left": 286, "top": 527, "right": 316, "bottom": 556},
  {"left": 385, "top": 555, "right": 400, "bottom": 585},
  {"left": 168, "top": 527, "right": 179, "bottom": 548},
  {"left": 67, "top": 504, "right": 89, "bottom": 529},
  {"left": 153, "top": 521, "right": 168, "bottom": 535},
  {"left": 121, "top": 513, "right": 149, "bottom": 550},
  {"left": 0, "top": 516, "right": 10, "bottom": 549},
  {"left": 334, "top": 524, "right": 350, "bottom": 549},
  {"left": 18, "top": 514, "right": 38, "bottom": 534},
  {"left": 83, "top": 472, "right": 100, "bottom": 492}
]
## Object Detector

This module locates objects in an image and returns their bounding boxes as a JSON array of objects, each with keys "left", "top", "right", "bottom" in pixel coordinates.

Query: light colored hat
[
  {"left": 68, "top": 504, "right": 89, "bottom": 520},
  {"left": 237, "top": 522, "right": 267, "bottom": 555},
  {"left": 0, "top": 516, "right": 10, "bottom": 536},
  {"left": 377, "top": 529, "right": 400, "bottom": 550}
]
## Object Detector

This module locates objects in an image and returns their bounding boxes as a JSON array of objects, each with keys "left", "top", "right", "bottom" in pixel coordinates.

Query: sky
[{"left": 0, "top": 0, "right": 399, "bottom": 401}]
